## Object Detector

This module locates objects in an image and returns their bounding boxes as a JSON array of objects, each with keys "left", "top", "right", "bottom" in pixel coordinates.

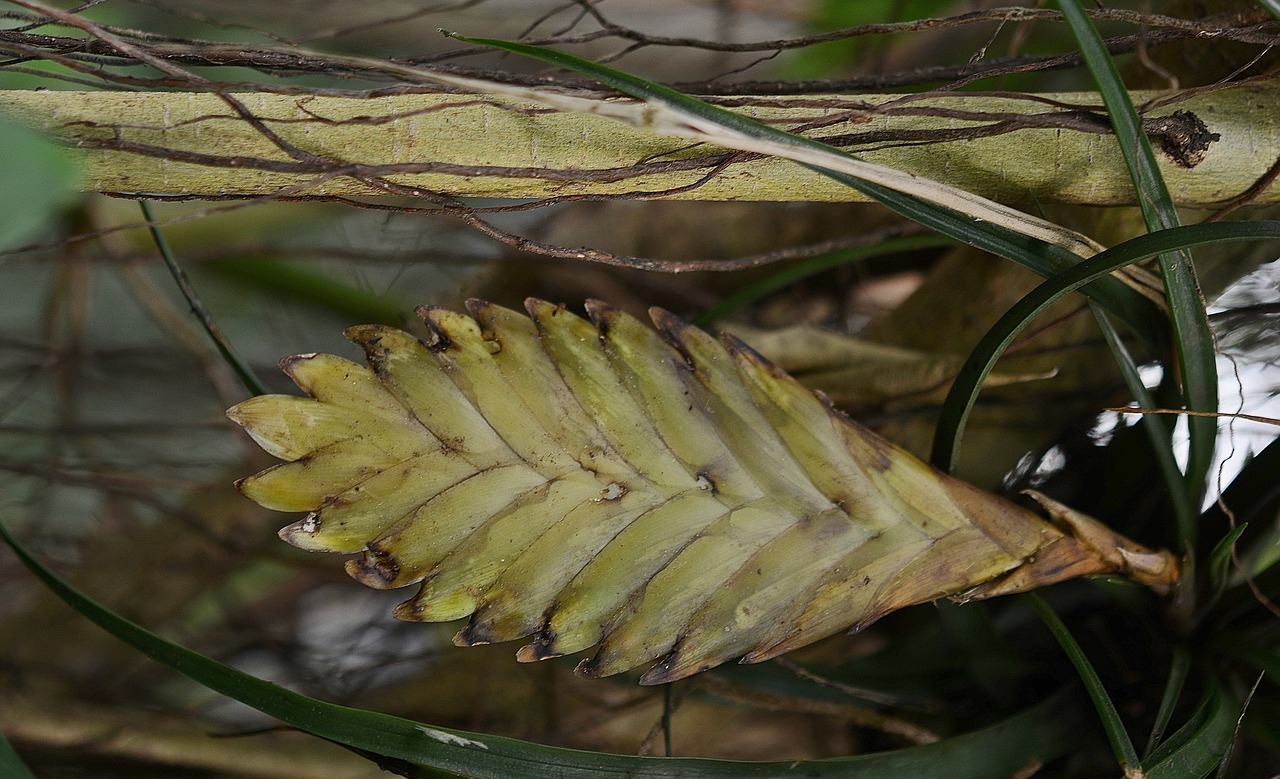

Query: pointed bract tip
[
  {"left": 276, "top": 515, "right": 318, "bottom": 545},
  {"left": 647, "top": 306, "right": 686, "bottom": 337},
  {"left": 343, "top": 323, "right": 394, "bottom": 354},
  {"left": 463, "top": 298, "right": 491, "bottom": 318},
  {"left": 810, "top": 388, "right": 858, "bottom": 425},
  {"left": 278, "top": 353, "right": 317, "bottom": 382},
  {"left": 344, "top": 546, "right": 401, "bottom": 589},
  {"left": 640, "top": 643, "right": 722, "bottom": 686},
  {"left": 515, "top": 642, "right": 564, "bottom": 663},
  {"left": 455, "top": 620, "right": 494, "bottom": 648},
  {"left": 584, "top": 299, "right": 619, "bottom": 336},
  {"left": 647, "top": 307, "right": 699, "bottom": 366},
  {"left": 638, "top": 650, "right": 682, "bottom": 686},
  {"left": 223, "top": 404, "right": 245, "bottom": 424},
  {"left": 583, "top": 298, "right": 617, "bottom": 319},
  {"left": 721, "top": 331, "right": 783, "bottom": 375},
  {"left": 394, "top": 594, "right": 436, "bottom": 623},
  {"left": 523, "top": 297, "right": 553, "bottom": 317},
  {"left": 574, "top": 655, "right": 603, "bottom": 679},
  {"left": 464, "top": 299, "right": 505, "bottom": 345},
  {"left": 418, "top": 311, "right": 455, "bottom": 352}
]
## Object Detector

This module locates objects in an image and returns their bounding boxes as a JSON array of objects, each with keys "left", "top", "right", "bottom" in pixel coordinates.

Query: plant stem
[{"left": 140, "top": 201, "right": 268, "bottom": 397}]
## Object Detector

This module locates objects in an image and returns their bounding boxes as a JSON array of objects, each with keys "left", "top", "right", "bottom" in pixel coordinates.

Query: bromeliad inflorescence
[{"left": 228, "top": 299, "right": 1177, "bottom": 684}]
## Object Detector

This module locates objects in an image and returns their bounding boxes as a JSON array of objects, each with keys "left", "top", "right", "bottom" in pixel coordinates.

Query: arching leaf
[{"left": 228, "top": 300, "right": 1177, "bottom": 684}]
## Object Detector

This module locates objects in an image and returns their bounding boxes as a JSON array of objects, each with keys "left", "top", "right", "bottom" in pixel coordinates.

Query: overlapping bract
[{"left": 228, "top": 300, "right": 1175, "bottom": 684}]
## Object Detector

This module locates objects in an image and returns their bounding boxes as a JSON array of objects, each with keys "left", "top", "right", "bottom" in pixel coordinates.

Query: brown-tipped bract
[{"left": 228, "top": 300, "right": 1178, "bottom": 684}]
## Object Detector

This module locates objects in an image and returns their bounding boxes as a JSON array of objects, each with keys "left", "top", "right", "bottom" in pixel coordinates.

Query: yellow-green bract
[{"left": 228, "top": 299, "right": 1176, "bottom": 684}]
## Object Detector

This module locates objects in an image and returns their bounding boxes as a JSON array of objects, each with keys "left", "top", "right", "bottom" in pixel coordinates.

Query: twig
[
  {"left": 138, "top": 201, "right": 267, "bottom": 397},
  {"left": 1106, "top": 406, "right": 1280, "bottom": 427}
]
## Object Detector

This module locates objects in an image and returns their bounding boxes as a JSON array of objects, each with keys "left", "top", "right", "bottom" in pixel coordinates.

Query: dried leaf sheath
[{"left": 227, "top": 300, "right": 1176, "bottom": 684}]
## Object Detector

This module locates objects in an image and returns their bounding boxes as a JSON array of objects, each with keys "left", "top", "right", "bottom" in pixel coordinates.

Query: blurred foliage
[{"left": 0, "top": 117, "right": 78, "bottom": 252}]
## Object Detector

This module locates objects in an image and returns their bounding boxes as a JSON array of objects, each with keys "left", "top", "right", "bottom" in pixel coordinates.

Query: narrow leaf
[
  {"left": 1027, "top": 593, "right": 1143, "bottom": 776},
  {"left": 1208, "top": 525, "right": 1249, "bottom": 593},
  {"left": 1093, "top": 308, "right": 1197, "bottom": 545},
  {"left": 1145, "top": 646, "right": 1192, "bottom": 757},
  {"left": 1059, "top": 0, "right": 1219, "bottom": 527},
  {"left": 1146, "top": 680, "right": 1243, "bottom": 779}
]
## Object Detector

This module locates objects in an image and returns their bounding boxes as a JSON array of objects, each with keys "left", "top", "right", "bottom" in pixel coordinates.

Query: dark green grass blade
[
  {"left": 0, "top": 519, "right": 1084, "bottom": 778},
  {"left": 1093, "top": 308, "right": 1196, "bottom": 544},
  {"left": 1146, "top": 680, "right": 1243, "bottom": 779},
  {"left": 450, "top": 33, "right": 1165, "bottom": 349},
  {"left": 931, "top": 221, "right": 1280, "bottom": 473},
  {"left": 1146, "top": 646, "right": 1192, "bottom": 757},
  {"left": 1027, "top": 593, "right": 1142, "bottom": 776},
  {"left": 1059, "top": 0, "right": 1219, "bottom": 529},
  {"left": 1262, "top": 0, "right": 1280, "bottom": 20},
  {"left": 695, "top": 235, "right": 953, "bottom": 327},
  {"left": 0, "top": 731, "right": 36, "bottom": 779},
  {"left": 1208, "top": 525, "right": 1250, "bottom": 594}
]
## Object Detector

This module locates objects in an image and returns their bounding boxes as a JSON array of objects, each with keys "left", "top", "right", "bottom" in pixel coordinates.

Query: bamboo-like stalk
[{"left": 1, "top": 87, "right": 1275, "bottom": 205}]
